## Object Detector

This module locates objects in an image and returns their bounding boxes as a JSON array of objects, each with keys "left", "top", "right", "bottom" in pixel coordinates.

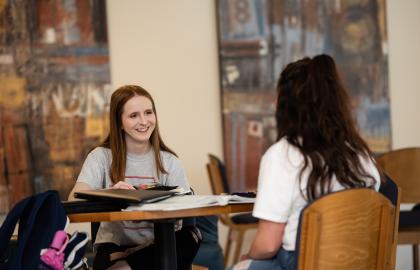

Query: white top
[
  {"left": 252, "top": 138, "right": 380, "bottom": 251},
  {"left": 77, "top": 147, "right": 190, "bottom": 247}
]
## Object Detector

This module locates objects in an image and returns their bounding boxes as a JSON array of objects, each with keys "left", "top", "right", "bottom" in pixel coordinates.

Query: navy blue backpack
[{"left": 0, "top": 190, "right": 67, "bottom": 270}]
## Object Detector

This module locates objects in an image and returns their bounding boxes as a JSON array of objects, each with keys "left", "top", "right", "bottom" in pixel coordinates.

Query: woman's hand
[
  {"left": 111, "top": 181, "right": 136, "bottom": 190},
  {"left": 239, "top": 253, "right": 251, "bottom": 261}
]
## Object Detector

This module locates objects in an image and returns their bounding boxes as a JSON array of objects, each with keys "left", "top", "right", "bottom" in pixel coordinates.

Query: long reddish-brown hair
[
  {"left": 276, "top": 54, "right": 377, "bottom": 201},
  {"left": 100, "top": 85, "right": 176, "bottom": 184}
]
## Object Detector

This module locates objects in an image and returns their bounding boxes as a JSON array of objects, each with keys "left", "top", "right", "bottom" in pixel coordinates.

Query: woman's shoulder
[
  {"left": 160, "top": 150, "right": 179, "bottom": 161},
  {"left": 264, "top": 138, "right": 299, "bottom": 157},
  {"left": 90, "top": 146, "right": 110, "bottom": 154},
  {"left": 266, "top": 138, "right": 288, "bottom": 152},
  {"left": 160, "top": 150, "right": 185, "bottom": 168},
  {"left": 262, "top": 138, "right": 303, "bottom": 166},
  {"left": 87, "top": 146, "right": 111, "bottom": 160}
]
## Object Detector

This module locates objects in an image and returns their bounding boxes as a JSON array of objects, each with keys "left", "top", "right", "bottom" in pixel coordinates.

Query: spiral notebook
[{"left": 74, "top": 189, "right": 176, "bottom": 204}]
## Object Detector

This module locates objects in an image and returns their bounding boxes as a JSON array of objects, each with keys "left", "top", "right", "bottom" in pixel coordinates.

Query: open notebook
[
  {"left": 124, "top": 195, "right": 255, "bottom": 211},
  {"left": 74, "top": 189, "right": 176, "bottom": 204}
]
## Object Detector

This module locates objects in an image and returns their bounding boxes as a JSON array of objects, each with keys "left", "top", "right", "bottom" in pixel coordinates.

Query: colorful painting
[
  {"left": 0, "top": 0, "right": 111, "bottom": 212},
  {"left": 217, "top": 0, "right": 390, "bottom": 192}
]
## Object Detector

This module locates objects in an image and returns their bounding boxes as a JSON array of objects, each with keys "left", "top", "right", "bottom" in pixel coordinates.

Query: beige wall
[
  {"left": 106, "top": 0, "right": 420, "bottom": 268},
  {"left": 386, "top": 1, "right": 420, "bottom": 268},
  {"left": 107, "top": 0, "right": 221, "bottom": 195},
  {"left": 387, "top": 0, "right": 420, "bottom": 149}
]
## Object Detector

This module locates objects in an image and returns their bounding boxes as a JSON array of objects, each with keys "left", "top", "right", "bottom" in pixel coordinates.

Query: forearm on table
[{"left": 67, "top": 182, "right": 93, "bottom": 200}]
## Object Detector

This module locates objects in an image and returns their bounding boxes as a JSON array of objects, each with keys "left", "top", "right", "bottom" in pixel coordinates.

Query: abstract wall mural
[
  {"left": 217, "top": 0, "right": 390, "bottom": 192},
  {"left": 0, "top": 0, "right": 111, "bottom": 212}
]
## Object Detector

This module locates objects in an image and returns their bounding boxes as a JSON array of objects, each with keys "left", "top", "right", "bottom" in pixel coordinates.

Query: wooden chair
[
  {"left": 206, "top": 154, "right": 258, "bottom": 266},
  {"left": 378, "top": 175, "right": 401, "bottom": 270},
  {"left": 296, "top": 188, "right": 397, "bottom": 270},
  {"left": 377, "top": 147, "right": 420, "bottom": 270}
]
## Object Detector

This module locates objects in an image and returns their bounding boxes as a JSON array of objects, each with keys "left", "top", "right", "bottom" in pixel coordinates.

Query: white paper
[{"left": 123, "top": 195, "right": 255, "bottom": 211}]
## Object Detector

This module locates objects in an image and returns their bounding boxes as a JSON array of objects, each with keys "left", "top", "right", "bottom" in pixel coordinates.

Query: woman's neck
[{"left": 126, "top": 141, "right": 152, "bottom": 155}]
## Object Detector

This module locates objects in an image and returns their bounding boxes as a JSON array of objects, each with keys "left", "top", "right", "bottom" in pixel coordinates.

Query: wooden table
[{"left": 68, "top": 203, "right": 254, "bottom": 270}]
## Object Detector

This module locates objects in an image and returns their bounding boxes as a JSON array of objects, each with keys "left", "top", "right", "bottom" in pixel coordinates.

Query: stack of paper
[{"left": 124, "top": 195, "right": 255, "bottom": 211}]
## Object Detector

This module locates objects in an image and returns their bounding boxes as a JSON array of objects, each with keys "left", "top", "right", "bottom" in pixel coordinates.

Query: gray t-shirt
[{"left": 76, "top": 146, "right": 190, "bottom": 247}]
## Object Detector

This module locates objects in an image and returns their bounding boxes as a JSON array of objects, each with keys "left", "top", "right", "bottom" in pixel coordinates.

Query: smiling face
[{"left": 121, "top": 95, "right": 156, "bottom": 152}]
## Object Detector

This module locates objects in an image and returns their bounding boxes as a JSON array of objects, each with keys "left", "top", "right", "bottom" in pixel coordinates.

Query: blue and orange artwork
[
  {"left": 0, "top": 0, "right": 110, "bottom": 211},
  {"left": 217, "top": 0, "right": 390, "bottom": 192}
]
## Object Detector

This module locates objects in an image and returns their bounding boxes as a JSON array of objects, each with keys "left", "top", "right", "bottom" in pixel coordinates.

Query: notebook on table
[
  {"left": 62, "top": 199, "right": 128, "bottom": 214},
  {"left": 74, "top": 189, "right": 176, "bottom": 204}
]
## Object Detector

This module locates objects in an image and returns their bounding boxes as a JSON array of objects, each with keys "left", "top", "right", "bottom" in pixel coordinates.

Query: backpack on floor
[
  {"left": 0, "top": 190, "right": 67, "bottom": 270},
  {"left": 40, "top": 230, "right": 89, "bottom": 270}
]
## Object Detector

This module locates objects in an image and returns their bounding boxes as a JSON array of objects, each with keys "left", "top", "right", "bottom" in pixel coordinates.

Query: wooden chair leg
[
  {"left": 233, "top": 230, "right": 245, "bottom": 264},
  {"left": 414, "top": 244, "right": 420, "bottom": 270},
  {"left": 224, "top": 228, "right": 233, "bottom": 267}
]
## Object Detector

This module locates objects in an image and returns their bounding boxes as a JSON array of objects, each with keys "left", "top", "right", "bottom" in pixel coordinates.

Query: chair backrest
[
  {"left": 378, "top": 175, "right": 401, "bottom": 270},
  {"left": 296, "top": 188, "right": 396, "bottom": 270},
  {"left": 207, "top": 154, "right": 230, "bottom": 194},
  {"left": 376, "top": 147, "right": 420, "bottom": 204},
  {"left": 379, "top": 174, "right": 399, "bottom": 207}
]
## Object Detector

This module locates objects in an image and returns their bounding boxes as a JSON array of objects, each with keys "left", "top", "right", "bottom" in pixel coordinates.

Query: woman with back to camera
[
  {"left": 230, "top": 54, "right": 381, "bottom": 270},
  {"left": 68, "top": 85, "right": 200, "bottom": 270}
]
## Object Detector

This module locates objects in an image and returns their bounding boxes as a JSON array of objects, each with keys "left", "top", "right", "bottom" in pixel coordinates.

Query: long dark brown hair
[
  {"left": 100, "top": 85, "right": 176, "bottom": 184},
  {"left": 276, "top": 54, "right": 377, "bottom": 201}
]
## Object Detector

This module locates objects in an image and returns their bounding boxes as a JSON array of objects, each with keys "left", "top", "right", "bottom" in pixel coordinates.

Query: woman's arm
[
  {"left": 67, "top": 182, "right": 93, "bottom": 200},
  {"left": 67, "top": 180, "right": 136, "bottom": 201},
  {"left": 245, "top": 219, "right": 285, "bottom": 260}
]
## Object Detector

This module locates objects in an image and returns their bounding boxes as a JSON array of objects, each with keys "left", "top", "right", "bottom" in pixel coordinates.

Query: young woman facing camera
[
  {"left": 69, "top": 85, "right": 200, "bottom": 270},
  {"left": 230, "top": 55, "right": 381, "bottom": 270}
]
